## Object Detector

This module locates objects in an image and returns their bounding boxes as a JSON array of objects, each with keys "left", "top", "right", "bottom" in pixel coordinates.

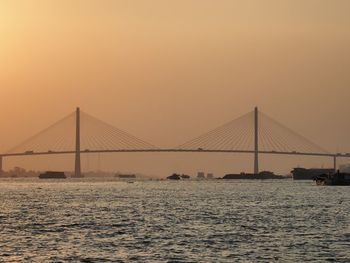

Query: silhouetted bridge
[{"left": 1, "top": 107, "right": 348, "bottom": 176}]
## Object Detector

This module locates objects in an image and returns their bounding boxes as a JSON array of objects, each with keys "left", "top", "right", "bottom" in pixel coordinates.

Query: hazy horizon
[{"left": 1, "top": 0, "right": 350, "bottom": 176}]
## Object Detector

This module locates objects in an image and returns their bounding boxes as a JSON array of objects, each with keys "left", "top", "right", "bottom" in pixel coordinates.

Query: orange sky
[{"left": 1, "top": 1, "right": 350, "bottom": 175}]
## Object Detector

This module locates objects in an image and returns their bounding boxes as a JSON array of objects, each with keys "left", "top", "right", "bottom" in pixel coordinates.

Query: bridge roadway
[{"left": 1, "top": 149, "right": 350, "bottom": 158}]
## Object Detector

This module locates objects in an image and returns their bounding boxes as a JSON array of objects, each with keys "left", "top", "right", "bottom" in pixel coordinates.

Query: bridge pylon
[
  {"left": 74, "top": 107, "right": 82, "bottom": 178},
  {"left": 254, "top": 107, "right": 259, "bottom": 175}
]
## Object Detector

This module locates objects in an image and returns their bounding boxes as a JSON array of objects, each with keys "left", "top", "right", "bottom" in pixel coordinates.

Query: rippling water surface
[{"left": 0, "top": 178, "right": 349, "bottom": 262}]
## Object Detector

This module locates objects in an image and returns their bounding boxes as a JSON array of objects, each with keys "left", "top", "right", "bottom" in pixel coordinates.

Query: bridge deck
[{"left": 1, "top": 149, "right": 349, "bottom": 158}]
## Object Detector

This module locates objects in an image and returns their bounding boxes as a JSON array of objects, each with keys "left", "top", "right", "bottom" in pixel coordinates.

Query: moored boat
[
  {"left": 167, "top": 174, "right": 181, "bottom": 180},
  {"left": 314, "top": 171, "right": 350, "bottom": 186},
  {"left": 291, "top": 168, "right": 334, "bottom": 180},
  {"left": 115, "top": 174, "right": 136, "bottom": 179},
  {"left": 39, "top": 171, "right": 66, "bottom": 179},
  {"left": 223, "top": 171, "right": 285, "bottom": 180}
]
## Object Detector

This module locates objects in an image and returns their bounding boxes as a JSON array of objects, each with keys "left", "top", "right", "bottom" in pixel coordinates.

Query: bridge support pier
[
  {"left": 74, "top": 107, "right": 82, "bottom": 177},
  {"left": 254, "top": 107, "right": 259, "bottom": 175},
  {"left": 333, "top": 156, "right": 337, "bottom": 173}
]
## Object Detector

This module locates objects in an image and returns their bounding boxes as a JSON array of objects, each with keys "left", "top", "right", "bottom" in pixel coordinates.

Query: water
[{"left": 0, "top": 179, "right": 349, "bottom": 262}]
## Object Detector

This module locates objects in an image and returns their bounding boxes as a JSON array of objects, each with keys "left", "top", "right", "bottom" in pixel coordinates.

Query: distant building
[
  {"left": 197, "top": 172, "right": 205, "bottom": 179},
  {"left": 207, "top": 173, "right": 214, "bottom": 179}
]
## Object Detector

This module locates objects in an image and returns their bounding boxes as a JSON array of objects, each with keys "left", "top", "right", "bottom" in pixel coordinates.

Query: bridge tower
[
  {"left": 74, "top": 107, "right": 82, "bottom": 177},
  {"left": 333, "top": 155, "right": 337, "bottom": 173},
  {"left": 254, "top": 107, "right": 259, "bottom": 175}
]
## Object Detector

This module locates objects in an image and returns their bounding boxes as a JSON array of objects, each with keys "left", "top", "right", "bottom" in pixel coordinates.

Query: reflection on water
[{"left": 0, "top": 179, "right": 349, "bottom": 262}]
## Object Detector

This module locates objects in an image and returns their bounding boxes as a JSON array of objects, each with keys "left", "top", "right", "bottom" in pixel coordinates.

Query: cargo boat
[
  {"left": 115, "top": 174, "right": 136, "bottom": 179},
  {"left": 223, "top": 171, "right": 285, "bottom": 180},
  {"left": 291, "top": 168, "right": 334, "bottom": 180},
  {"left": 167, "top": 174, "right": 181, "bottom": 180},
  {"left": 314, "top": 171, "right": 350, "bottom": 186},
  {"left": 39, "top": 171, "right": 66, "bottom": 179},
  {"left": 166, "top": 173, "right": 191, "bottom": 180}
]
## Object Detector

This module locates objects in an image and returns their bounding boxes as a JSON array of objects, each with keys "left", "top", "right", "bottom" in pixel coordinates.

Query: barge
[{"left": 39, "top": 171, "right": 66, "bottom": 179}]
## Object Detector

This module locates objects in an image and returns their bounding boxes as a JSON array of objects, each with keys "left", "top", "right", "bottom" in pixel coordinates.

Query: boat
[
  {"left": 314, "top": 171, "right": 350, "bottom": 186},
  {"left": 166, "top": 173, "right": 191, "bottom": 180},
  {"left": 39, "top": 171, "right": 66, "bottom": 179},
  {"left": 291, "top": 168, "right": 334, "bottom": 180},
  {"left": 223, "top": 171, "right": 285, "bottom": 180},
  {"left": 167, "top": 174, "right": 181, "bottom": 180},
  {"left": 115, "top": 174, "right": 136, "bottom": 179}
]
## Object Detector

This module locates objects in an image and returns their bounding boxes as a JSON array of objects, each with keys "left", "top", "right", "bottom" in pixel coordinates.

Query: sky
[{"left": 1, "top": 0, "right": 350, "bottom": 176}]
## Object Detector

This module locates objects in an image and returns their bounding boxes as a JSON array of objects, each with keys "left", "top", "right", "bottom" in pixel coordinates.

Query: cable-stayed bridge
[{"left": 1, "top": 107, "right": 348, "bottom": 177}]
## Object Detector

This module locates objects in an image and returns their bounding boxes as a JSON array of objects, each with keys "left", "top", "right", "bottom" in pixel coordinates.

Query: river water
[{"left": 0, "top": 179, "right": 349, "bottom": 262}]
